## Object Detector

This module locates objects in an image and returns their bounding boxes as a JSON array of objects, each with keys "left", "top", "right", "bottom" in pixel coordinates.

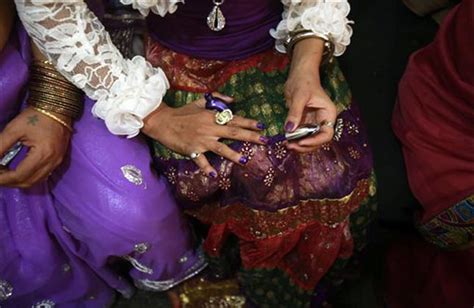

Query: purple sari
[{"left": 0, "top": 22, "right": 205, "bottom": 307}]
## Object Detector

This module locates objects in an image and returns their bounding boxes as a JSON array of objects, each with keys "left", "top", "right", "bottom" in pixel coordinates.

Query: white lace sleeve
[
  {"left": 120, "top": 0, "right": 183, "bottom": 17},
  {"left": 14, "top": 0, "right": 171, "bottom": 138},
  {"left": 271, "top": 0, "right": 353, "bottom": 57}
]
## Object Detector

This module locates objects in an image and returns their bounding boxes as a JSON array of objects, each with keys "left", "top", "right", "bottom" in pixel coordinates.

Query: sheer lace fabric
[
  {"left": 271, "top": 0, "right": 353, "bottom": 56},
  {"left": 15, "top": 0, "right": 170, "bottom": 137}
]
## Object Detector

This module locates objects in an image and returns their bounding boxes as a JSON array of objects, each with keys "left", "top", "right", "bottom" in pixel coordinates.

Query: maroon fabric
[
  {"left": 388, "top": 2, "right": 474, "bottom": 307},
  {"left": 392, "top": 0, "right": 474, "bottom": 223},
  {"left": 386, "top": 237, "right": 474, "bottom": 308}
]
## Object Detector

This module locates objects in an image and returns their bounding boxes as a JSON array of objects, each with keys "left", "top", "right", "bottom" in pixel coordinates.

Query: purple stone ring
[{"left": 204, "top": 93, "right": 230, "bottom": 112}]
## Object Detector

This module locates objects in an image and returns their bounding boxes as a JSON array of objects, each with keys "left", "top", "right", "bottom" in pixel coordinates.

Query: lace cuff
[
  {"left": 15, "top": 0, "right": 169, "bottom": 138},
  {"left": 271, "top": 0, "right": 353, "bottom": 57},
  {"left": 92, "top": 57, "right": 169, "bottom": 137},
  {"left": 119, "top": 0, "right": 183, "bottom": 17}
]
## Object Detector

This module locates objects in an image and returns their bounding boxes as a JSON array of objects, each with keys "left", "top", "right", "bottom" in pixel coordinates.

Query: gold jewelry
[
  {"left": 321, "top": 120, "right": 335, "bottom": 129},
  {"left": 31, "top": 107, "right": 73, "bottom": 132},
  {"left": 215, "top": 109, "right": 234, "bottom": 125},
  {"left": 31, "top": 101, "right": 81, "bottom": 118},
  {"left": 28, "top": 60, "right": 84, "bottom": 119},
  {"left": 29, "top": 78, "right": 83, "bottom": 96}
]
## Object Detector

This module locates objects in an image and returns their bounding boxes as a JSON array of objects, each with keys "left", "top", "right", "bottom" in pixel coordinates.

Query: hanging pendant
[{"left": 207, "top": 0, "right": 226, "bottom": 32}]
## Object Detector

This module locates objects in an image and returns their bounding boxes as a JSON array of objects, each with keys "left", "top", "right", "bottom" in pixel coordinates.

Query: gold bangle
[
  {"left": 29, "top": 97, "right": 82, "bottom": 114},
  {"left": 28, "top": 100, "right": 82, "bottom": 119},
  {"left": 28, "top": 90, "right": 82, "bottom": 106},
  {"left": 29, "top": 101, "right": 82, "bottom": 119},
  {"left": 29, "top": 87, "right": 83, "bottom": 104},
  {"left": 29, "top": 78, "right": 83, "bottom": 96},
  {"left": 29, "top": 60, "right": 84, "bottom": 120},
  {"left": 31, "top": 107, "right": 74, "bottom": 132}
]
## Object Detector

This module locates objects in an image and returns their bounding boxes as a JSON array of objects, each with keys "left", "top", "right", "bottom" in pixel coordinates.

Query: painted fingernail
[
  {"left": 259, "top": 136, "right": 270, "bottom": 144},
  {"left": 239, "top": 156, "right": 249, "bottom": 165},
  {"left": 285, "top": 121, "right": 295, "bottom": 132},
  {"left": 209, "top": 171, "right": 217, "bottom": 178},
  {"left": 257, "top": 122, "right": 266, "bottom": 130}
]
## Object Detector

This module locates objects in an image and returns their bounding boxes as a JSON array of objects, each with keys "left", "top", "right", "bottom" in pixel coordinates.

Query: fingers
[
  {"left": 228, "top": 115, "right": 265, "bottom": 131},
  {"left": 192, "top": 154, "right": 218, "bottom": 178},
  {"left": 211, "top": 92, "right": 234, "bottom": 104},
  {"left": 217, "top": 125, "right": 268, "bottom": 145},
  {"left": 0, "top": 148, "right": 40, "bottom": 187},
  {"left": 286, "top": 142, "right": 318, "bottom": 153},
  {"left": 285, "top": 97, "right": 306, "bottom": 133},
  {"left": 0, "top": 129, "right": 20, "bottom": 157},
  {"left": 297, "top": 124, "right": 334, "bottom": 147},
  {"left": 195, "top": 92, "right": 234, "bottom": 109},
  {"left": 209, "top": 142, "right": 249, "bottom": 166}
]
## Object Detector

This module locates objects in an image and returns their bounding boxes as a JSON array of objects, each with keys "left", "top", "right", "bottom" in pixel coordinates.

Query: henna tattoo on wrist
[{"left": 27, "top": 115, "right": 39, "bottom": 126}]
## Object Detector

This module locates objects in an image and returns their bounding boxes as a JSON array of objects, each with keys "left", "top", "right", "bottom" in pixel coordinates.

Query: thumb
[{"left": 285, "top": 99, "right": 305, "bottom": 133}]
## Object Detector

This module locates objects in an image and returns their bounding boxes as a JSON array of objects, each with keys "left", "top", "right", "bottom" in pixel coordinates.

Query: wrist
[
  {"left": 142, "top": 103, "right": 170, "bottom": 135},
  {"left": 292, "top": 38, "right": 325, "bottom": 64}
]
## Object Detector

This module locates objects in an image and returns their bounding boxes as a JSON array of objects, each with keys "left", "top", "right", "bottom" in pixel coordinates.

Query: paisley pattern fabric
[{"left": 418, "top": 196, "right": 474, "bottom": 250}]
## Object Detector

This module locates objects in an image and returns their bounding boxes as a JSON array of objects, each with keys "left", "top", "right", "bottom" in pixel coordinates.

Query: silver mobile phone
[
  {"left": 0, "top": 142, "right": 23, "bottom": 169},
  {"left": 285, "top": 124, "right": 321, "bottom": 141}
]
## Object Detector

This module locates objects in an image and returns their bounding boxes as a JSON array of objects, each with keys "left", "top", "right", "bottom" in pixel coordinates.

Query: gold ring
[
  {"left": 215, "top": 109, "right": 234, "bottom": 125},
  {"left": 322, "top": 120, "right": 335, "bottom": 129}
]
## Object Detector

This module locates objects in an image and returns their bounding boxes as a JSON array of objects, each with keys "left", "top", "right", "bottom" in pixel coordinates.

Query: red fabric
[
  {"left": 205, "top": 220, "right": 354, "bottom": 291},
  {"left": 392, "top": 0, "right": 474, "bottom": 223},
  {"left": 146, "top": 39, "right": 289, "bottom": 93},
  {"left": 386, "top": 237, "right": 474, "bottom": 308},
  {"left": 388, "top": 2, "right": 474, "bottom": 307}
]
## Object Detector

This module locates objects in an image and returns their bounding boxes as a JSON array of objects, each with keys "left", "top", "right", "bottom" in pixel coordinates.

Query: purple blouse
[{"left": 147, "top": 0, "right": 283, "bottom": 60}]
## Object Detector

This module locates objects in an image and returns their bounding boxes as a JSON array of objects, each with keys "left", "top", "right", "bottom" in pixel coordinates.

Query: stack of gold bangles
[
  {"left": 28, "top": 60, "right": 84, "bottom": 132},
  {"left": 285, "top": 30, "right": 335, "bottom": 64}
]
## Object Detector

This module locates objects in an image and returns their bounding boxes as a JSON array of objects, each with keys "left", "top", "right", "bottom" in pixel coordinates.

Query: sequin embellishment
[
  {"left": 32, "top": 300, "right": 55, "bottom": 308},
  {"left": 333, "top": 118, "right": 344, "bottom": 141},
  {"left": 0, "top": 280, "right": 13, "bottom": 300},
  {"left": 134, "top": 243, "right": 150, "bottom": 254},
  {"left": 121, "top": 165, "right": 144, "bottom": 185}
]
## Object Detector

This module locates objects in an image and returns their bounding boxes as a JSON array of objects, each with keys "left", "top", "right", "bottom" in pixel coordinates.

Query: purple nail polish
[
  {"left": 239, "top": 156, "right": 249, "bottom": 165},
  {"left": 259, "top": 136, "right": 270, "bottom": 144},
  {"left": 257, "top": 122, "right": 266, "bottom": 130},
  {"left": 285, "top": 121, "right": 295, "bottom": 132},
  {"left": 209, "top": 171, "right": 217, "bottom": 178}
]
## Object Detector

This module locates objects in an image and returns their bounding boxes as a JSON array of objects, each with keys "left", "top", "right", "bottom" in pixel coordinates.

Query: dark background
[{"left": 342, "top": 0, "right": 437, "bottom": 225}]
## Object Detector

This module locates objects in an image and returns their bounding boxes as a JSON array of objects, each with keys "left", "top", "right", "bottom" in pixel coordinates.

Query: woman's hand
[
  {"left": 142, "top": 94, "right": 267, "bottom": 177},
  {"left": 0, "top": 107, "right": 72, "bottom": 188},
  {"left": 284, "top": 38, "right": 337, "bottom": 153}
]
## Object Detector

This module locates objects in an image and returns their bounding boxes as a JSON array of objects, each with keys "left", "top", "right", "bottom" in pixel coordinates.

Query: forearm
[
  {"left": 0, "top": 0, "right": 15, "bottom": 52},
  {"left": 290, "top": 38, "right": 325, "bottom": 78}
]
